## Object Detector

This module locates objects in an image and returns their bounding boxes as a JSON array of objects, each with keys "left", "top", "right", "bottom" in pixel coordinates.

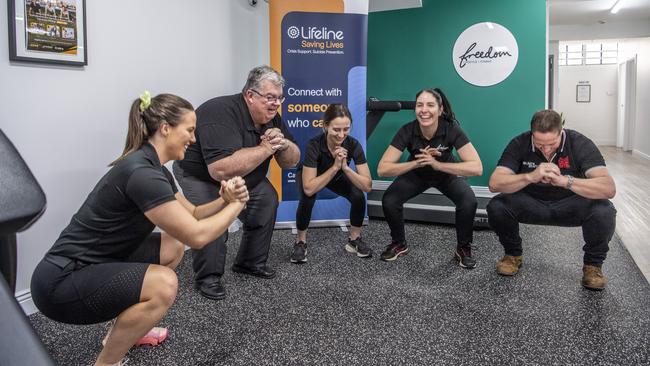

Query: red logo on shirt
[{"left": 558, "top": 156, "right": 570, "bottom": 169}]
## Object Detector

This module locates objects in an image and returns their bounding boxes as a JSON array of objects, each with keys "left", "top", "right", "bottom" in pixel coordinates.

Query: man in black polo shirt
[
  {"left": 487, "top": 109, "right": 616, "bottom": 290},
  {"left": 174, "top": 65, "right": 300, "bottom": 300}
]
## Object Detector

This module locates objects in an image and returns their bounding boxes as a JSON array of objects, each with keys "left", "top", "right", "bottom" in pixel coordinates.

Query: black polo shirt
[
  {"left": 179, "top": 93, "right": 295, "bottom": 189},
  {"left": 299, "top": 133, "right": 367, "bottom": 180},
  {"left": 496, "top": 129, "right": 606, "bottom": 201},
  {"left": 390, "top": 119, "right": 470, "bottom": 181},
  {"left": 46, "top": 142, "right": 178, "bottom": 266}
]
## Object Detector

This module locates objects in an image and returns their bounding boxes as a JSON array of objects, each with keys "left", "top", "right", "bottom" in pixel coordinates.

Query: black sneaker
[
  {"left": 290, "top": 241, "right": 307, "bottom": 264},
  {"left": 380, "top": 242, "right": 408, "bottom": 262},
  {"left": 345, "top": 237, "right": 372, "bottom": 258},
  {"left": 455, "top": 245, "right": 476, "bottom": 269}
]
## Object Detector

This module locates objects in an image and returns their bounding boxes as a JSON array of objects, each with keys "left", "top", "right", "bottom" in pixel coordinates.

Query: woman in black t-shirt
[
  {"left": 377, "top": 88, "right": 483, "bottom": 267},
  {"left": 290, "top": 104, "right": 373, "bottom": 263},
  {"left": 31, "top": 92, "right": 249, "bottom": 366}
]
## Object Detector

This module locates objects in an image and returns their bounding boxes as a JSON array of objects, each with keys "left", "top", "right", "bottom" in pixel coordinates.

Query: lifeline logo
[{"left": 287, "top": 26, "right": 344, "bottom": 40}]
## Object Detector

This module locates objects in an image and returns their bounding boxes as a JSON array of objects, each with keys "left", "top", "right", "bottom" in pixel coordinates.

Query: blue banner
[{"left": 269, "top": 2, "right": 368, "bottom": 225}]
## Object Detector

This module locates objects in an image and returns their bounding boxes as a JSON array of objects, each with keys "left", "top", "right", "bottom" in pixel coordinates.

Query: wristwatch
[{"left": 565, "top": 175, "right": 574, "bottom": 190}]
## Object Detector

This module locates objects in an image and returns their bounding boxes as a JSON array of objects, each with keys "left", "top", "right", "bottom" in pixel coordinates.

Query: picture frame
[
  {"left": 8, "top": 0, "right": 87, "bottom": 66},
  {"left": 576, "top": 84, "right": 591, "bottom": 103}
]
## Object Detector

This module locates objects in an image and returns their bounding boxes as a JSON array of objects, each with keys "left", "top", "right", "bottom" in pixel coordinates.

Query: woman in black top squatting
[
  {"left": 31, "top": 93, "right": 249, "bottom": 366},
  {"left": 291, "top": 104, "right": 373, "bottom": 263},
  {"left": 377, "top": 88, "right": 483, "bottom": 267}
]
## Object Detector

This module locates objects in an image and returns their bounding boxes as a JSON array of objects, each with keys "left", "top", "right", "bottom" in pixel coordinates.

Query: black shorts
[{"left": 31, "top": 233, "right": 162, "bottom": 325}]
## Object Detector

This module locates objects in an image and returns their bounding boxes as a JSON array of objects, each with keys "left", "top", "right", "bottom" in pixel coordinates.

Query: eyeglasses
[{"left": 250, "top": 89, "right": 285, "bottom": 104}]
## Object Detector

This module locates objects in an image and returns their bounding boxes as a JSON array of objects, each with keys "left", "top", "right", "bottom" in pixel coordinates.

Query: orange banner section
[{"left": 268, "top": 0, "right": 344, "bottom": 200}]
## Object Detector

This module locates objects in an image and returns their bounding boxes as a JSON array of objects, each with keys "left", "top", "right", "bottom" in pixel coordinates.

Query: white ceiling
[
  {"left": 549, "top": 0, "right": 650, "bottom": 26},
  {"left": 368, "top": 0, "right": 650, "bottom": 27}
]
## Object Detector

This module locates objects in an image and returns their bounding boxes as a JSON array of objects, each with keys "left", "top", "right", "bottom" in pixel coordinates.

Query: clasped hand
[
  {"left": 220, "top": 176, "right": 249, "bottom": 203},
  {"left": 414, "top": 146, "right": 441, "bottom": 169},
  {"left": 332, "top": 146, "right": 348, "bottom": 171},
  {"left": 260, "top": 128, "right": 288, "bottom": 153},
  {"left": 530, "top": 162, "right": 569, "bottom": 187}
]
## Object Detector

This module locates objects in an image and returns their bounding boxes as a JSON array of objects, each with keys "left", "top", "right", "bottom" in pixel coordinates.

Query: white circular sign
[{"left": 452, "top": 22, "right": 518, "bottom": 87}]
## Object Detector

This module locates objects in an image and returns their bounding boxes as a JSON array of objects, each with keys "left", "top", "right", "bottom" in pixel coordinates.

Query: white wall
[
  {"left": 557, "top": 64, "right": 618, "bottom": 146},
  {"left": 0, "top": 1, "right": 270, "bottom": 303},
  {"left": 619, "top": 38, "right": 650, "bottom": 158},
  {"left": 550, "top": 20, "right": 650, "bottom": 41}
]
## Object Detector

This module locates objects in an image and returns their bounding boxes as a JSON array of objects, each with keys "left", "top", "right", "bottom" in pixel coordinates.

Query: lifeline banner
[{"left": 269, "top": 0, "right": 368, "bottom": 225}]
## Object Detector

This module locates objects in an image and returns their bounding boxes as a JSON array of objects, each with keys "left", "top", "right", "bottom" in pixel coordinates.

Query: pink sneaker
[
  {"left": 102, "top": 322, "right": 169, "bottom": 347},
  {"left": 134, "top": 327, "right": 168, "bottom": 347}
]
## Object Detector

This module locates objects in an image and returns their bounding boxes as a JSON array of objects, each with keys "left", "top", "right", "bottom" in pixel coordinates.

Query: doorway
[{"left": 616, "top": 56, "right": 637, "bottom": 151}]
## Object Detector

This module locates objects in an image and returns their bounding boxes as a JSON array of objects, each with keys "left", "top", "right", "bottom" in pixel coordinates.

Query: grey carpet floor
[{"left": 29, "top": 220, "right": 650, "bottom": 365}]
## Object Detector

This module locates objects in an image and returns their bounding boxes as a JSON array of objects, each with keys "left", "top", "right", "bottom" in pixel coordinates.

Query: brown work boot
[
  {"left": 496, "top": 255, "right": 523, "bottom": 276},
  {"left": 582, "top": 265, "right": 607, "bottom": 290}
]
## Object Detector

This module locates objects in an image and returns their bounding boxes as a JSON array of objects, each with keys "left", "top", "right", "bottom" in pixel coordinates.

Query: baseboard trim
[
  {"left": 367, "top": 200, "right": 488, "bottom": 216},
  {"left": 15, "top": 289, "right": 38, "bottom": 316},
  {"left": 372, "top": 180, "right": 495, "bottom": 198},
  {"left": 632, "top": 149, "right": 650, "bottom": 161}
]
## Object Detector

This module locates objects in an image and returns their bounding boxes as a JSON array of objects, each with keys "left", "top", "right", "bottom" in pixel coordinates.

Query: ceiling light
[{"left": 610, "top": 0, "right": 623, "bottom": 14}]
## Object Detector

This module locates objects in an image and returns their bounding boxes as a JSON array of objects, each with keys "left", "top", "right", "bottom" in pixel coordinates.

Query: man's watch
[{"left": 565, "top": 175, "right": 574, "bottom": 190}]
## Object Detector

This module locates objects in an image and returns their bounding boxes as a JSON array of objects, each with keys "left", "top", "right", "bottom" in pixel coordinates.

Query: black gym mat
[{"left": 29, "top": 220, "right": 650, "bottom": 365}]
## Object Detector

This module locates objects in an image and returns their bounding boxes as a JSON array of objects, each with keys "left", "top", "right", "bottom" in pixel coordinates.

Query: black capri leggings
[
  {"left": 295, "top": 171, "right": 366, "bottom": 231},
  {"left": 382, "top": 171, "right": 477, "bottom": 246},
  {"left": 30, "top": 233, "right": 161, "bottom": 325}
]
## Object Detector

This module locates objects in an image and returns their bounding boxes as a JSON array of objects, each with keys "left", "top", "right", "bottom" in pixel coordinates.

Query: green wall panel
[{"left": 367, "top": 0, "right": 546, "bottom": 186}]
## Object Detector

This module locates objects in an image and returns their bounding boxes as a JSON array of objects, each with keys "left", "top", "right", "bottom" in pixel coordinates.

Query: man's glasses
[{"left": 250, "top": 89, "right": 285, "bottom": 104}]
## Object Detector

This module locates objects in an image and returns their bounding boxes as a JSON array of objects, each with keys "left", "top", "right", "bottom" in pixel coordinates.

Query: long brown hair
[{"left": 110, "top": 93, "right": 194, "bottom": 166}]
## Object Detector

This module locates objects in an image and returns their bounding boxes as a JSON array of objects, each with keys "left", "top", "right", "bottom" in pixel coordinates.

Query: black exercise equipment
[
  {"left": 0, "top": 129, "right": 55, "bottom": 365},
  {"left": 366, "top": 97, "right": 415, "bottom": 138}
]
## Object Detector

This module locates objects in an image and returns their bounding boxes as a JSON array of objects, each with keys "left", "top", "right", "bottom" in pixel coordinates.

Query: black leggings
[
  {"left": 295, "top": 171, "right": 366, "bottom": 231},
  {"left": 30, "top": 233, "right": 161, "bottom": 325},
  {"left": 486, "top": 191, "right": 616, "bottom": 265},
  {"left": 382, "top": 171, "right": 477, "bottom": 246}
]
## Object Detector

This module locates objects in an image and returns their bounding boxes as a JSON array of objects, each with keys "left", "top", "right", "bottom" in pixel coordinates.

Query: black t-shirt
[
  {"left": 496, "top": 129, "right": 606, "bottom": 201},
  {"left": 179, "top": 93, "right": 295, "bottom": 189},
  {"left": 299, "top": 133, "right": 367, "bottom": 180},
  {"left": 390, "top": 119, "right": 470, "bottom": 181},
  {"left": 46, "top": 142, "right": 178, "bottom": 265}
]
